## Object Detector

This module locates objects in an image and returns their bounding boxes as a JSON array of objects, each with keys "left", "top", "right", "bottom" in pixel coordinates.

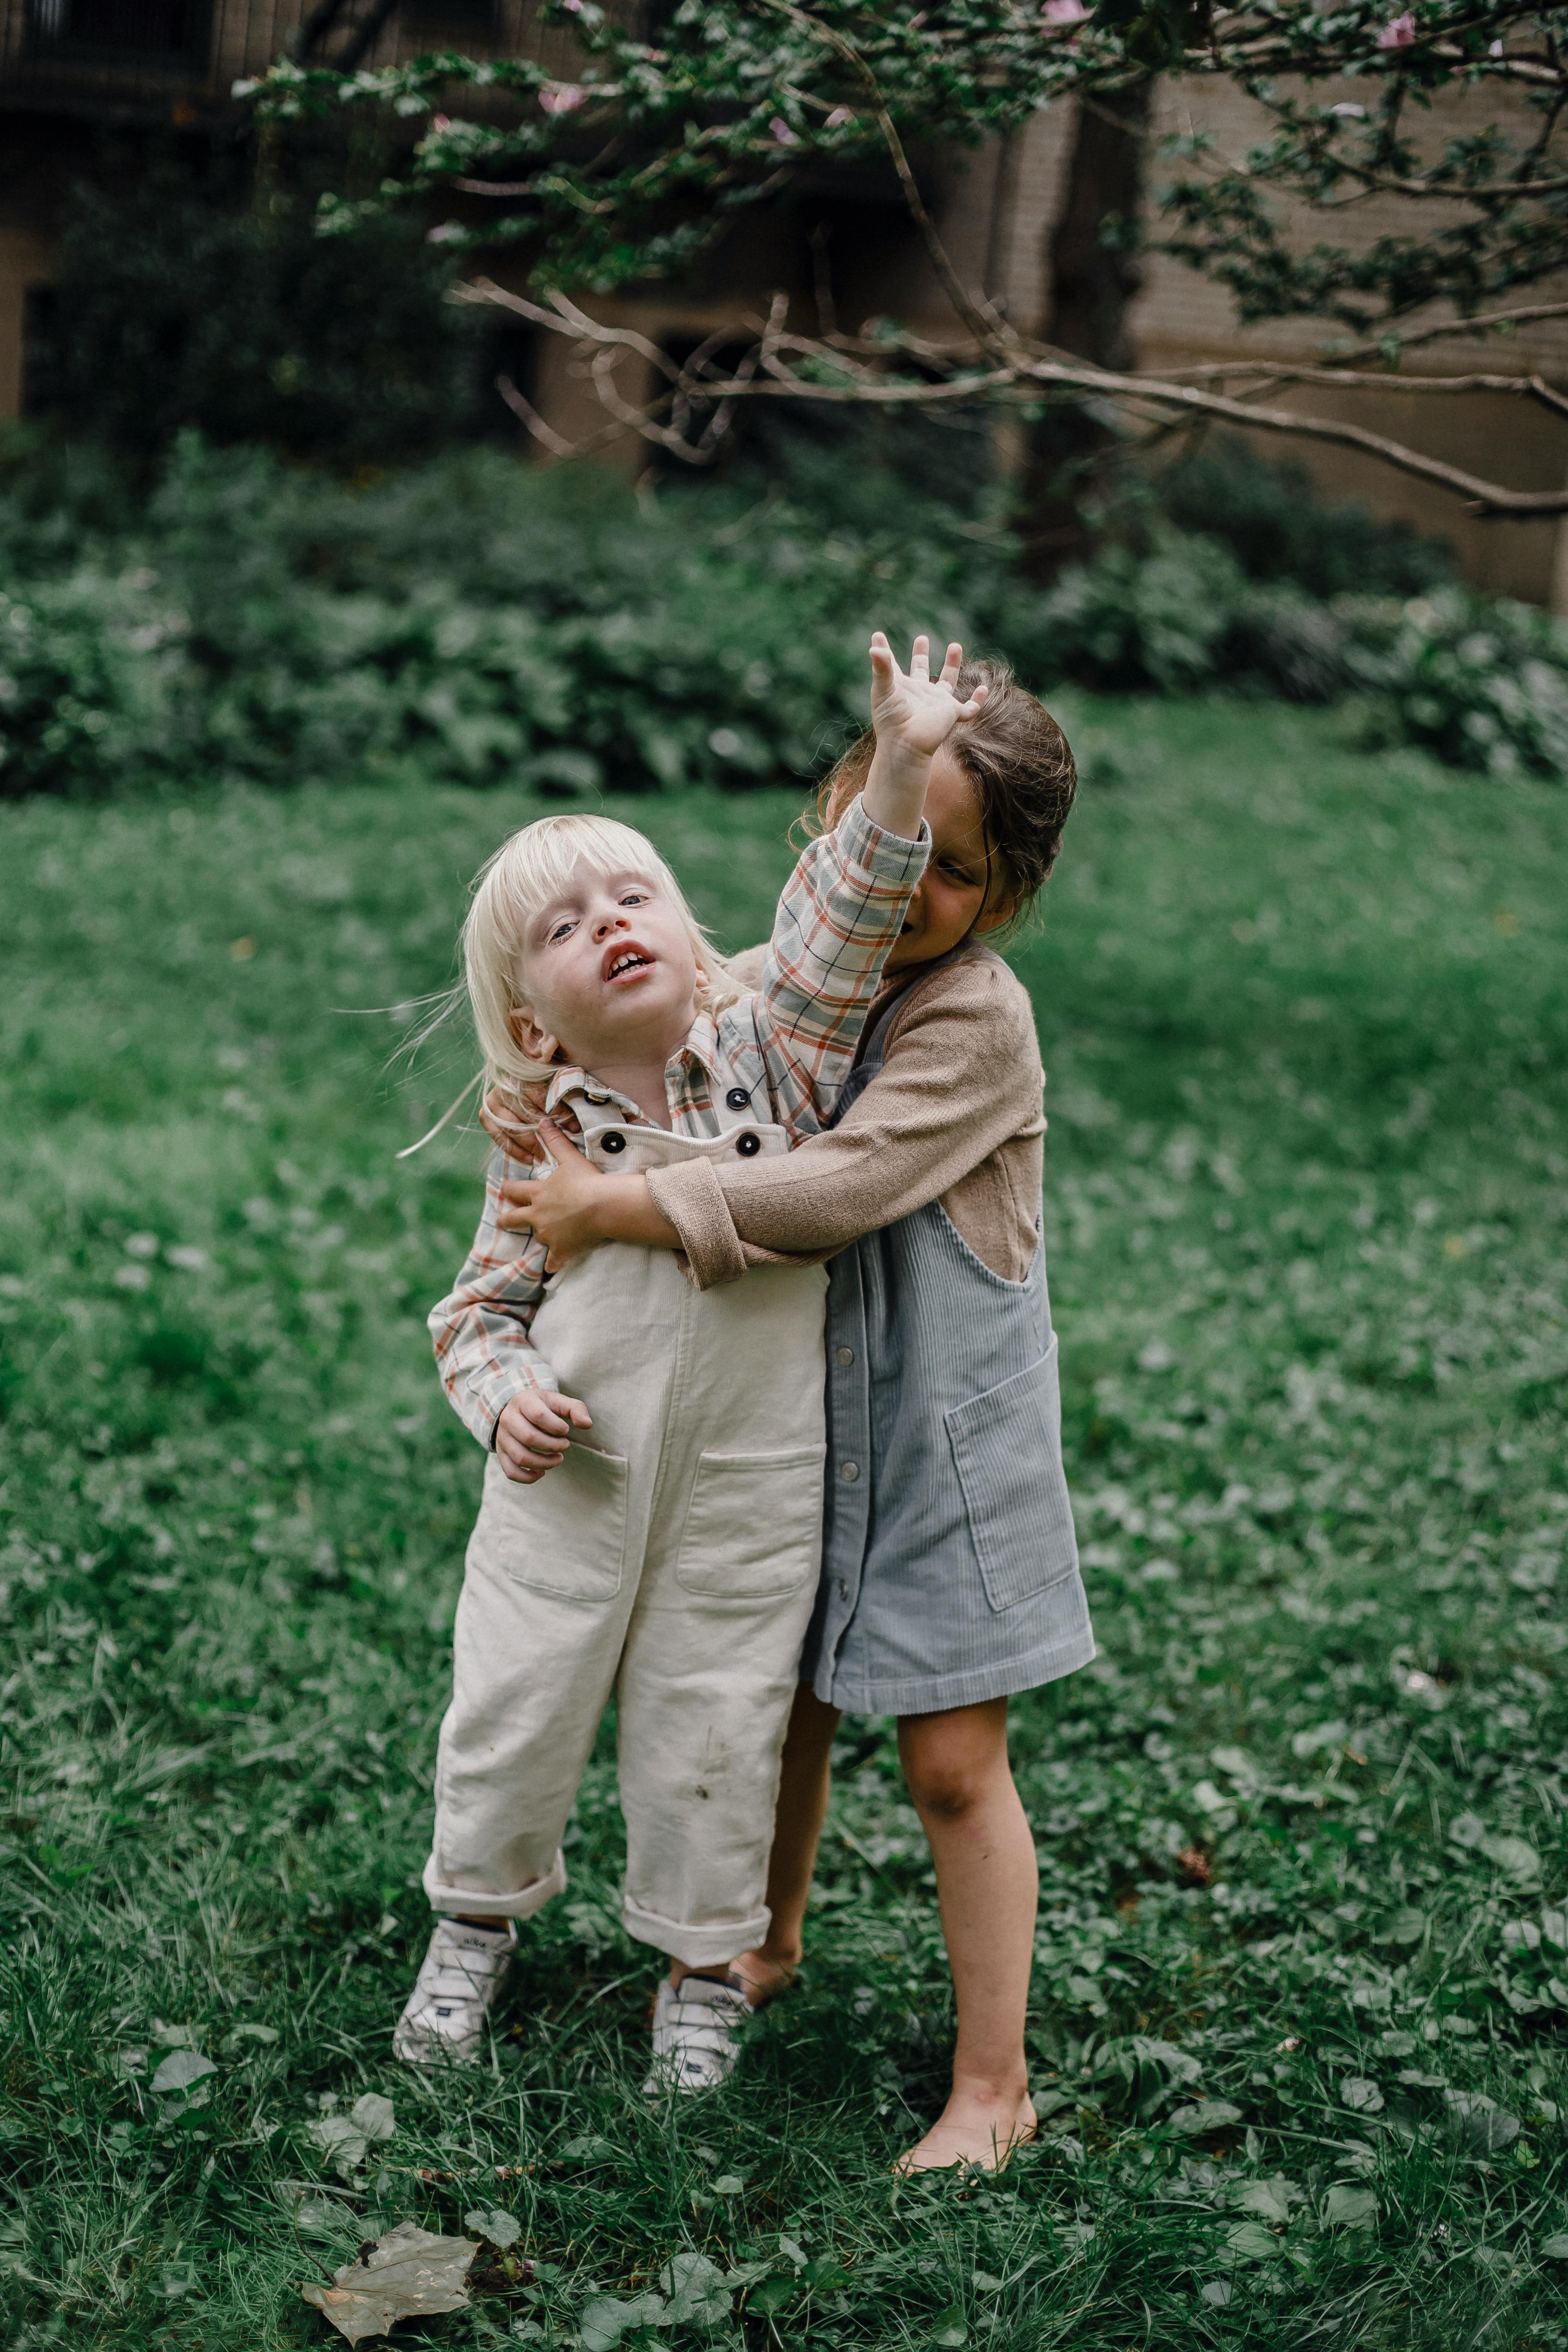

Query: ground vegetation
[{"left": 1, "top": 705, "right": 1566, "bottom": 2346}]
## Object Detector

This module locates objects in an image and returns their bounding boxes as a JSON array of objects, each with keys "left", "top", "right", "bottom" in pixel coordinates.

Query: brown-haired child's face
[{"left": 885, "top": 750, "right": 1009, "bottom": 971}]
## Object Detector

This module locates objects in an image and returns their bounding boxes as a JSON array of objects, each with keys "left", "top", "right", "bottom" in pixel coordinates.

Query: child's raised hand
[
  {"left": 494, "top": 1386, "right": 593, "bottom": 1484},
  {"left": 869, "top": 633, "right": 987, "bottom": 763}
]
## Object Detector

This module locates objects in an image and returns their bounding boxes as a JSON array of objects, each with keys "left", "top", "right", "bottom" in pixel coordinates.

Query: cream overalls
[{"left": 424, "top": 1113, "right": 828, "bottom": 1968}]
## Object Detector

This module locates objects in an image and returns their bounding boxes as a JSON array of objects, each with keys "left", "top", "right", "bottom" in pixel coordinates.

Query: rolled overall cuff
[
  {"left": 646, "top": 1159, "right": 748, "bottom": 1291},
  {"left": 621, "top": 1893, "right": 771, "bottom": 1969},
  {"left": 423, "top": 1846, "right": 568, "bottom": 1920}
]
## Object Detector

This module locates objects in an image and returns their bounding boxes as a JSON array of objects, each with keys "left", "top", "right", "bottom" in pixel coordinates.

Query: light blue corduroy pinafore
[{"left": 800, "top": 960, "right": 1096, "bottom": 1716}]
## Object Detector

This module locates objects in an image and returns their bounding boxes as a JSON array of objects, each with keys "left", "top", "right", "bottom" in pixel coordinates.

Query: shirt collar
[{"left": 541, "top": 1015, "right": 721, "bottom": 1120}]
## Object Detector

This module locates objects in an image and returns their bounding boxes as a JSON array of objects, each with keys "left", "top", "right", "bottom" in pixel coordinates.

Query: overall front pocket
[
  {"left": 945, "top": 1341, "right": 1078, "bottom": 1612},
  {"left": 486, "top": 1442, "right": 630, "bottom": 1602},
  {"left": 675, "top": 1446, "right": 826, "bottom": 1599}
]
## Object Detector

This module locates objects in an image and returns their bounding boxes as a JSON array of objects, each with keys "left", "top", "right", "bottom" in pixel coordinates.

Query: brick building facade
[{"left": 3, "top": 1, "right": 1565, "bottom": 600}]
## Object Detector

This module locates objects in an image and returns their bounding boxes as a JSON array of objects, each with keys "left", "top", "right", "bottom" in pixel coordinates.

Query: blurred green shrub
[
  {"left": 1345, "top": 590, "right": 1568, "bottom": 779},
  {"left": 1155, "top": 439, "right": 1455, "bottom": 601},
  {"left": 1030, "top": 528, "right": 1568, "bottom": 778},
  {"left": 0, "top": 425, "right": 1561, "bottom": 794},
  {"left": 34, "top": 171, "right": 475, "bottom": 472},
  {"left": 0, "top": 570, "right": 189, "bottom": 795},
  {"left": 0, "top": 434, "right": 1008, "bottom": 796}
]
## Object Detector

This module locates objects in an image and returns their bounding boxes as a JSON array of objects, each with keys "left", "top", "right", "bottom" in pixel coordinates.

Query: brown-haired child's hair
[{"left": 811, "top": 657, "right": 1076, "bottom": 935}]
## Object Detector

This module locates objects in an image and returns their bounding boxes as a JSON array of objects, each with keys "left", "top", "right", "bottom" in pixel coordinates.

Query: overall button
[
  {"left": 599, "top": 1129, "right": 627, "bottom": 1154},
  {"left": 725, "top": 1086, "right": 751, "bottom": 1110},
  {"left": 840, "top": 1461, "right": 859, "bottom": 1483},
  {"left": 734, "top": 1131, "right": 761, "bottom": 1157},
  {"left": 835, "top": 1345, "right": 855, "bottom": 1366}
]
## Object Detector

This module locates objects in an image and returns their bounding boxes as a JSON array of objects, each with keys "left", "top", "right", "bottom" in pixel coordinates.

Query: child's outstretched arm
[{"left": 755, "top": 632, "right": 984, "bottom": 1140}]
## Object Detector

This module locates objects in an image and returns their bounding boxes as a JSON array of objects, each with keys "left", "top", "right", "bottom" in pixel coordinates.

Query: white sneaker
[
  {"left": 643, "top": 1972, "right": 752, "bottom": 2096},
  {"left": 393, "top": 1918, "right": 516, "bottom": 2065}
]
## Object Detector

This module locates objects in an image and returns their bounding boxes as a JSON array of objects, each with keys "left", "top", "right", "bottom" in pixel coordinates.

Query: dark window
[{"left": 29, "top": 0, "right": 207, "bottom": 56}]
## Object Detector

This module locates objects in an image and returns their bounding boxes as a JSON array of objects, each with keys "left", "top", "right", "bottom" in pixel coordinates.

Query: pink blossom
[
  {"left": 540, "top": 82, "right": 585, "bottom": 112},
  {"left": 1042, "top": 0, "right": 1088, "bottom": 20},
  {"left": 824, "top": 105, "right": 855, "bottom": 127},
  {"left": 1376, "top": 11, "right": 1416, "bottom": 45},
  {"left": 770, "top": 115, "right": 800, "bottom": 144},
  {"left": 431, "top": 113, "right": 450, "bottom": 130},
  {"left": 560, "top": 0, "right": 581, "bottom": 11}
]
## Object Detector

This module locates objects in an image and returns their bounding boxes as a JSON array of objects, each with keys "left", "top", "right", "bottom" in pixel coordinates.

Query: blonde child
[
  {"left": 394, "top": 634, "right": 984, "bottom": 2092},
  {"left": 498, "top": 658, "right": 1093, "bottom": 2164}
]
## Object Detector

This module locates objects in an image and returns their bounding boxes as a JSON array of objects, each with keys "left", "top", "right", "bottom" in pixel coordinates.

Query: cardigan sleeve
[{"left": 646, "top": 953, "right": 1044, "bottom": 1289}]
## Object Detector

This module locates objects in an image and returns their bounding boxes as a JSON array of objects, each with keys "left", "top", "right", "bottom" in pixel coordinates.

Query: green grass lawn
[{"left": 2, "top": 696, "right": 1567, "bottom": 2351}]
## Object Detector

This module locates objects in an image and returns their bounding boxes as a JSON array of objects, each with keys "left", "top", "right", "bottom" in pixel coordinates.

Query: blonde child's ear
[{"left": 508, "top": 1003, "right": 561, "bottom": 1065}]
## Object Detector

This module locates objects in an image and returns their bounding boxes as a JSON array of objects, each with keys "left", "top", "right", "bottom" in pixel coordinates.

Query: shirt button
[
  {"left": 584, "top": 1089, "right": 609, "bottom": 1104},
  {"left": 725, "top": 1086, "right": 751, "bottom": 1110},
  {"left": 840, "top": 1461, "right": 859, "bottom": 1483},
  {"left": 835, "top": 1345, "right": 855, "bottom": 1366}
]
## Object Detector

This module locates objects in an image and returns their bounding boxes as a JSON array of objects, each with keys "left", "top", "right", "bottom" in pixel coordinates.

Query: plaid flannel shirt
[{"left": 429, "top": 795, "right": 928, "bottom": 1447}]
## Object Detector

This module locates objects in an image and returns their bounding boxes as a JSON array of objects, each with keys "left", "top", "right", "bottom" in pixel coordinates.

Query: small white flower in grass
[
  {"left": 166, "top": 1245, "right": 207, "bottom": 1270},
  {"left": 125, "top": 1232, "right": 160, "bottom": 1258},
  {"left": 114, "top": 1264, "right": 152, "bottom": 1290},
  {"left": 1377, "top": 11, "right": 1416, "bottom": 44}
]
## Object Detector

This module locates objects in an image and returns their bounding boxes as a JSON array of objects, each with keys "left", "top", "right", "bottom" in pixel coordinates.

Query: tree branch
[
  {"left": 1160, "top": 359, "right": 1568, "bottom": 423},
  {"left": 457, "top": 279, "right": 1568, "bottom": 516}
]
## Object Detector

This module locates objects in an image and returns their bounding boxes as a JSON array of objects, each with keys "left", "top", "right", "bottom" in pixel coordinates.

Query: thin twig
[
  {"left": 494, "top": 372, "right": 577, "bottom": 459},
  {"left": 455, "top": 282, "right": 1568, "bottom": 515}
]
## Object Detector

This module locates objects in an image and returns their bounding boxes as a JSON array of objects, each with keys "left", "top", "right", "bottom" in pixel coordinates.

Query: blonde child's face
[
  {"left": 885, "top": 750, "right": 1010, "bottom": 970},
  {"left": 509, "top": 859, "right": 704, "bottom": 1074}
]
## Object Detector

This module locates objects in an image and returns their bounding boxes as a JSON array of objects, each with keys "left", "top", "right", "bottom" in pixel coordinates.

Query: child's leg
[
  {"left": 728, "top": 1681, "right": 840, "bottom": 2004},
  {"left": 615, "top": 1579, "right": 823, "bottom": 2092},
  {"left": 895, "top": 1697, "right": 1037, "bottom": 2171}
]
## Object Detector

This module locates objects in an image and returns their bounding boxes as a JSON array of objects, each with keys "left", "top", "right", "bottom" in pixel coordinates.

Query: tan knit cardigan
[{"left": 644, "top": 941, "right": 1046, "bottom": 1290}]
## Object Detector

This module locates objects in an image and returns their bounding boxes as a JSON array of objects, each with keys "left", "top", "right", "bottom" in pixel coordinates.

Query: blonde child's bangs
[{"left": 461, "top": 811, "right": 741, "bottom": 1094}]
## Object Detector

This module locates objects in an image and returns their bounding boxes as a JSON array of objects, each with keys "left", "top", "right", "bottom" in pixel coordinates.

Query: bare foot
[
  {"left": 728, "top": 1948, "right": 800, "bottom": 2008},
  {"left": 895, "top": 2091, "right": 1037, "bottom": 2176}
]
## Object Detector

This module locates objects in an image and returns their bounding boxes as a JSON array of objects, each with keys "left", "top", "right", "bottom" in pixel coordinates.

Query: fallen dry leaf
[{"left": 300, "top": 2221, "right": 479, "bottom": 2344}]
